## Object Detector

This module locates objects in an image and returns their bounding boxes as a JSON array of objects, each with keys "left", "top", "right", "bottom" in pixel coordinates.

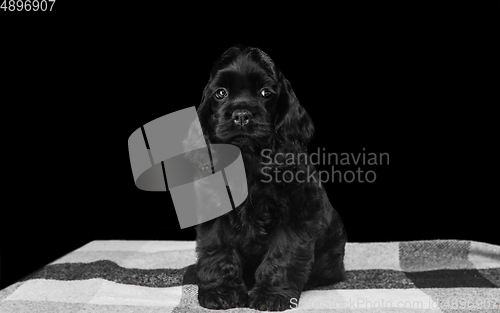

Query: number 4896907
[{"left": 1, "top": 0, "right": 56, "bottom": 11}]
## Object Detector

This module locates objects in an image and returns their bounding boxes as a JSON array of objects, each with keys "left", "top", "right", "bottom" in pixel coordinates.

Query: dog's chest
[{"left": 229, "top": 192, "right": 279, "bottom": 254}]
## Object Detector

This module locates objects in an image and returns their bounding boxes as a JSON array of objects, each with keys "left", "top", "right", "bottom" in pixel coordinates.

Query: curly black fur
[{"left": 194, "top": 45, "right": 347, "bottom": 311}]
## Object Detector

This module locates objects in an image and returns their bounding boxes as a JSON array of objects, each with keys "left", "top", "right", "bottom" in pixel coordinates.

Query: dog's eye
[
  {"left": 214, "top": 88, "right": 228, "bottom": 100},
  {"left": 260, "top": 88, "right": 273, "bottom": 98}
]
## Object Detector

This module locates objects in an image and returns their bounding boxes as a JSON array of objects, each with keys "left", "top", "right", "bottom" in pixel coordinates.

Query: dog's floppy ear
[
  {"left": 183, "top": 82, "right": 212, "bottom": 154},
  {"left": 183, "top": 83, "right": 215, "bottom": 169},
  {"left": 196, "top": 83, "right": 214, "bottom": 141},
  {"left": 275, "top": 72, "right": 314, "bottom": 150}
]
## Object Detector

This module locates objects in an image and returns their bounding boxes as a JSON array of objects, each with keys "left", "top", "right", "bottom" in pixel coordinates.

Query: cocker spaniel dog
[{"left": 191, "top": 45, "right": 347, "bottom": 311}]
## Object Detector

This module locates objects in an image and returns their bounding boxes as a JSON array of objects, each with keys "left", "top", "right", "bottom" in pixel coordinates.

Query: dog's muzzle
[{"left": 232, "top": 110, "right": 252, "bottom": 126}]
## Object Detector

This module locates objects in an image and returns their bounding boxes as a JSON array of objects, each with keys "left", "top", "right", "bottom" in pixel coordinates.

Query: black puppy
[{"left": 193, "top": 46, "right": 346, "bottom": 311}]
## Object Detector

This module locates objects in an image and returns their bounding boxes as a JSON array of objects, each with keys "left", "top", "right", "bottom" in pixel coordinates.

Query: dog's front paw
[
  {"left": 198, "top": 285, "right": 248, "bottom": 309},
  {"left": 248, "top": 287, "right": 296, "bottom": 311}
]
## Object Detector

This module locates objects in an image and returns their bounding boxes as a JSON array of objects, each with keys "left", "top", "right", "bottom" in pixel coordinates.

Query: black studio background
[{"left": 1, "top": 1, "right": 499, "bottom": 289}]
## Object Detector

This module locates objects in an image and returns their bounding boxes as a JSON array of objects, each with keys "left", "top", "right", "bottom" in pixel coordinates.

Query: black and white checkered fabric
[{"left": 1, "top": 240, "right": 499, "bottom": 312}]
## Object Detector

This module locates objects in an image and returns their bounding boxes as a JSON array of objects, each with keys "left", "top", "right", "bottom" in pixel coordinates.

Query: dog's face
[
  {"left": 207, "top": 55, "right": 277, "bottom": 146},
  {"left": 197, "top": 46, "right": 315, "bottom": 153}
]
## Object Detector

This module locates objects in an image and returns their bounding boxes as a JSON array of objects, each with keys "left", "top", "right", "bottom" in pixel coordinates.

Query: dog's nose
[{"left": 232, "top": 110, "right": 252, "bottom": 126}]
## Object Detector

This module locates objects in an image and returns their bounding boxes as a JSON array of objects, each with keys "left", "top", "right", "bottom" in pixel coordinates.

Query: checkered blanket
[{"left": 1, "top": 240, "right": 499, "bottom": 312}]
